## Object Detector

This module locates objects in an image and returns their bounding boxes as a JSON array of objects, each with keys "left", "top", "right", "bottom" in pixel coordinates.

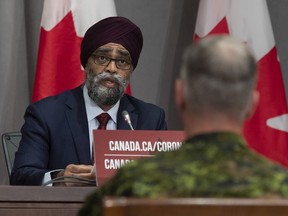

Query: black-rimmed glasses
[{"left": 92, "top": 54, "right": 132, "bottom": 70}]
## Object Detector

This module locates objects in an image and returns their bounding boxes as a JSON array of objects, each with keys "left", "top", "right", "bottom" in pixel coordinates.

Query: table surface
[{"left": 0, "top": 186, "right": 96, "bottom": 202}]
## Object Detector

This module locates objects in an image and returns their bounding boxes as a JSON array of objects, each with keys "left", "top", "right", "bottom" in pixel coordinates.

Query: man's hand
[{"left": 53, "top": 164, "right": 95, "bottom": 186}]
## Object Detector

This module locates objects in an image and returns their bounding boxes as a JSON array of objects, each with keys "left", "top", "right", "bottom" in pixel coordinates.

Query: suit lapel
[
  {"left": 65, "top": 87, "right": 91, "bottom": 164},
  {"left": 117, "top": 95, "right": 138, "bottom": 130}
]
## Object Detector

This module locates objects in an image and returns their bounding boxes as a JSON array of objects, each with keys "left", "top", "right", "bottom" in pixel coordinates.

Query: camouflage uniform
[{"left": 78, "top": 132, "right": 288, "bottom": 216}]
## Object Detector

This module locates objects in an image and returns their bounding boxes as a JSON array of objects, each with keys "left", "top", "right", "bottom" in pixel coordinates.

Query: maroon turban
[{"left": 80, "top": 16, "right": 143, "bottom": 69}]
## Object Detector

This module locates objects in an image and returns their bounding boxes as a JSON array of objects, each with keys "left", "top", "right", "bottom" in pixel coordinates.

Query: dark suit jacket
[{"left": 10, "top": 86, "right": 167, "bottom": 185}]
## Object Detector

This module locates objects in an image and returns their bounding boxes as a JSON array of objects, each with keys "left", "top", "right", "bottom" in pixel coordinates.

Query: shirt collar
[{"left": 83, "top": 85, "right": 119, "bottom": 123}]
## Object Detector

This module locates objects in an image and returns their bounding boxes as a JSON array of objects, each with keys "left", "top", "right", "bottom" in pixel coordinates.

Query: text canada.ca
[{"left": 108, "top": 140, "right": 182, "bottom": 152}]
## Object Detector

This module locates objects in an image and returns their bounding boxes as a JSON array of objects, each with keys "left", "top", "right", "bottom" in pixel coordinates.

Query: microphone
[{"left": 122, "top": 110, "right": 134, "bottom": 130}]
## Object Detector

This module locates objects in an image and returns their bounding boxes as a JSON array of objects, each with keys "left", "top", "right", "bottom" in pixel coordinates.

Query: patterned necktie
[
  {"left": 92, "top": 113, "right": 111, "bottom": 163},
  {"left": 96, "top": 113, "right": 111, "bottom": 130}
]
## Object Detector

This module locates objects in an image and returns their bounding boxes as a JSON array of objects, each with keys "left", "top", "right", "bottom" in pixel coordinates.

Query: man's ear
[
  {"left": 175, "top": 78, "right": 186, "bottom": 112},
  {"left": 83, "top": 63, "right": 89, "bottom": 73},
  {"left": 81, "top": 65, "right": 86, "bottom": 73},
  {"left": 245, "top": 90, "right": 259, "bottom": 119}
]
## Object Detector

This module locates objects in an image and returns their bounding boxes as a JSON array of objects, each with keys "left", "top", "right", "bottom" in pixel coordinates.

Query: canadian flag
[
  {"left": 32, "top": 0, "right": 122, "bottom": 102},
  {"left": 194, "top": 0, "right": 288, "bottom": 166}
]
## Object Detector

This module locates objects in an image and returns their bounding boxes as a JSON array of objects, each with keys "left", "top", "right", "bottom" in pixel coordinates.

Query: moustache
[
  {"left": 94, "top": 71, "right": 128, "bottom": 88},
  {"left": 94, "top": 72, "right": 122, "bottom": 84}
]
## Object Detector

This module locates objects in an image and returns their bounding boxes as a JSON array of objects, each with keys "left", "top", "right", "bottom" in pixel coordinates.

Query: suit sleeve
[
  {"left": 157, "top": 108, "right": 168, "bottom": 130},
  {"left": 10, "top": 104, "right": 50, "bottom": 185}
]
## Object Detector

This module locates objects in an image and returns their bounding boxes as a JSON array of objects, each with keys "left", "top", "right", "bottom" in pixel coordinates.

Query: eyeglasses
[{"left": 92, "top": 54, "right": 132, "bottom": 70}]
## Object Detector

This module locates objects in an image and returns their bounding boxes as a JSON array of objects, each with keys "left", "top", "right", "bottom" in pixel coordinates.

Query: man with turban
[{"left": 10, "top": 17, "right": 167, "bottom": 186}]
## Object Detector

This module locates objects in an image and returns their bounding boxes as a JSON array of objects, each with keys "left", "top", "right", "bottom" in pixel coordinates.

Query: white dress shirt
[{"left": 83, "top": 86, "right": 119, "bottom": 158}]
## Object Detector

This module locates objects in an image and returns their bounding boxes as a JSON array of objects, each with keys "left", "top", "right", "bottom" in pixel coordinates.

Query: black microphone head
[
  {"left": 122, "top": 110, "right": 131, "bottom": 121},
  {"left": 122, "top": 110, "right": 130, "bottom": 122},
  {"left": 122, "top": 110, "right": 129, "bottom": 118},
  {"left": 121, "top": 110, "right": 134, "bottom": 130}
]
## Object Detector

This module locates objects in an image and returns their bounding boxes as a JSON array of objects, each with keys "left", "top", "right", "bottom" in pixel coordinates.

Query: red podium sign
[{"left": 93, "top": 130, "right": 185, "bottom": 186}]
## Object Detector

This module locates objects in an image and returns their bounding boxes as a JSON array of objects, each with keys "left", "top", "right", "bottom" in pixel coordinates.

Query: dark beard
[{"left": 86, "top": 70, "right": 128, "bottom": 107}]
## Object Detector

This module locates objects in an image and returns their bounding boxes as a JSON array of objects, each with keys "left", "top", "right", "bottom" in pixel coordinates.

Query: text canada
[{"left": 109, "top": 140, "right": 182, "bottom": 152}]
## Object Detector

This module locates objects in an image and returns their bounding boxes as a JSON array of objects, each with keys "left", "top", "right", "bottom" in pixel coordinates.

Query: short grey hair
[{"left": 180, "top": 35, "right": 257, "bottom": 120}]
